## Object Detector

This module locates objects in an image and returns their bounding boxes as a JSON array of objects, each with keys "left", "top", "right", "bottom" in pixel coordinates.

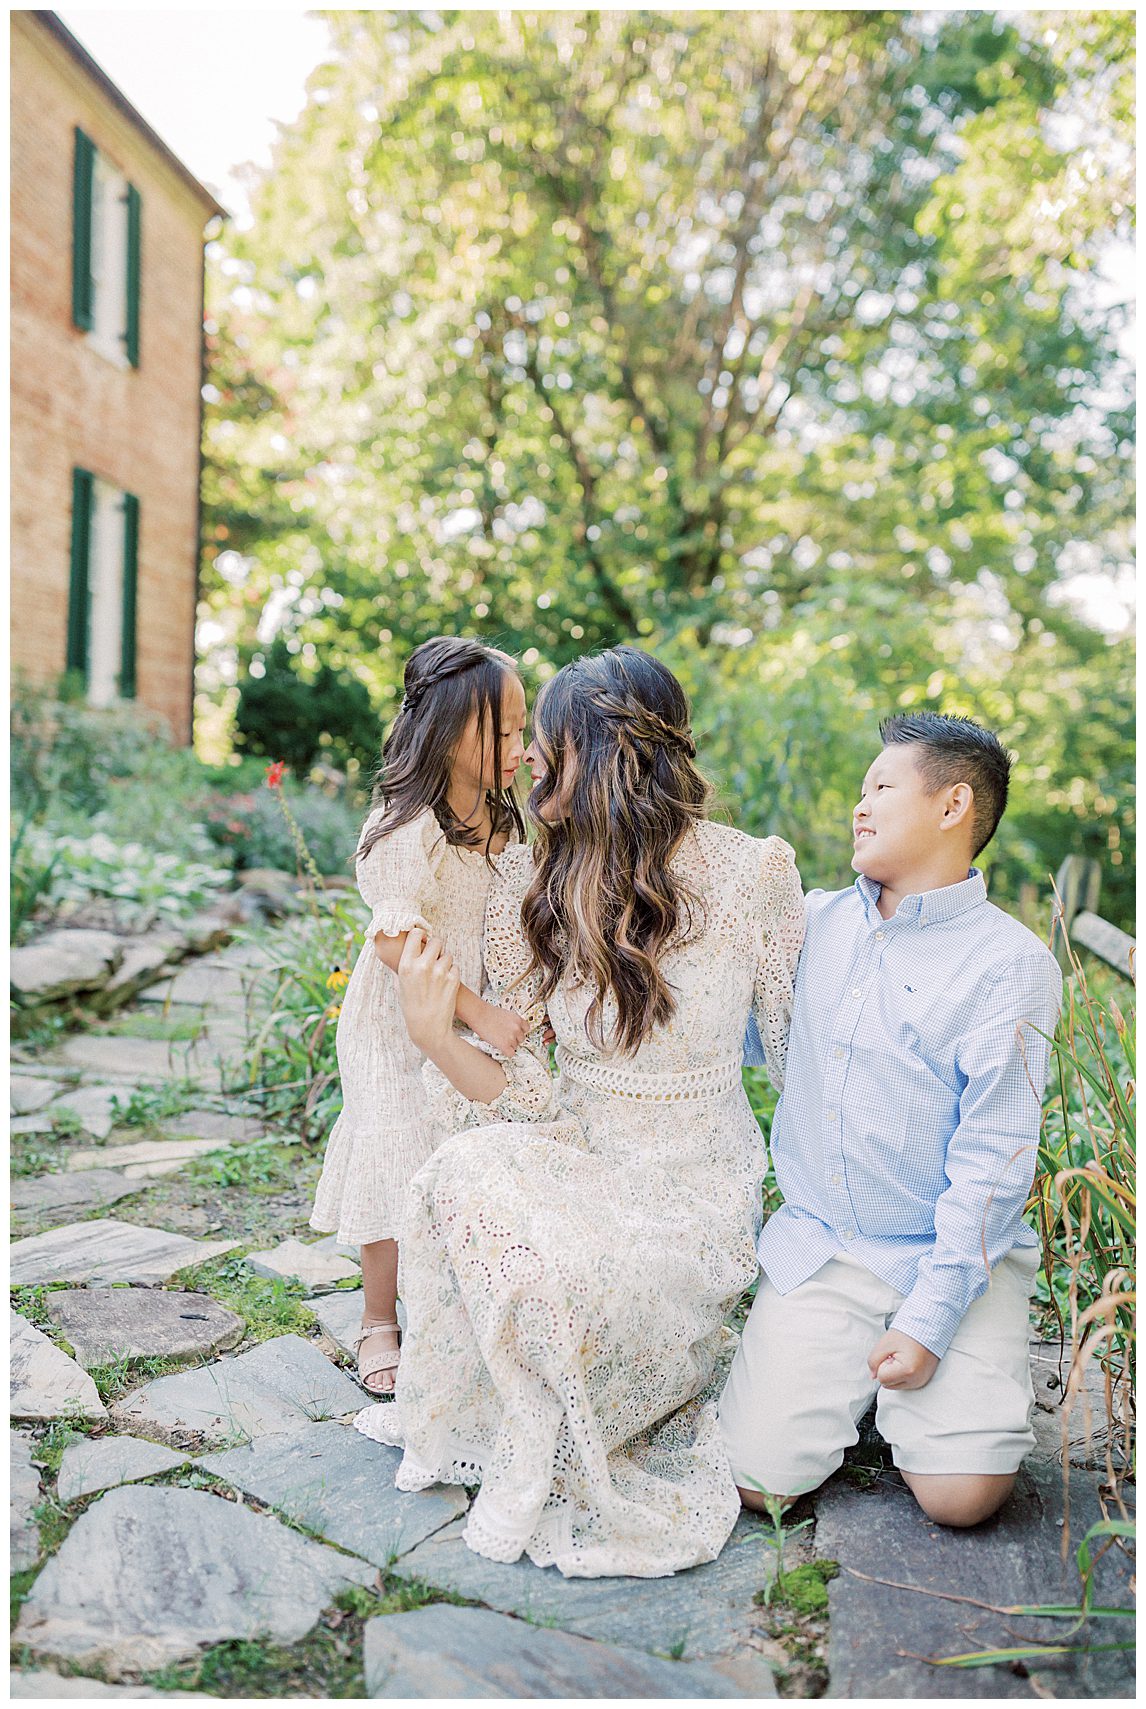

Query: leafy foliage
[{"left": 233, "top": 637, "right": 380, "bottom": 775}]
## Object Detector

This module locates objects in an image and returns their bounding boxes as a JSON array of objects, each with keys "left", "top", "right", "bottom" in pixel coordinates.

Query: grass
[
  {"left": 181, "top": 1137, "right": 304, "bottom": 1195},
  {"left": 86, "top": 1353, "right": 190, "bottom": 1406},
  {"left": 172, "top": 1253, "right": 317, "bottom": 1342},
  {"left": 100, "top": 1013, "right": 207, "bottom": 1042},
  {"left": 108, "top": 1080, "right": 200, "bottom": 1130}
]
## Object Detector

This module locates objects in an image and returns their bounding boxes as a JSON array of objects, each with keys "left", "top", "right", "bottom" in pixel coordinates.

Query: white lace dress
[
  {"left": 309, "top": 807, "right": 500, "bottom": 1247},
  {"left": 354, "top": 820, "right": 805, "bottom": 1577}
]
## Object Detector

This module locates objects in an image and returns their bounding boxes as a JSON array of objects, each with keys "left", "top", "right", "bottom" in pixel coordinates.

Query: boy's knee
[
  {"left": 902, "top": 1470, "right": 1016, "bottom": 1527},
  {"left": 736, "top": 1484, "right": 802, "bottom": 1516}
]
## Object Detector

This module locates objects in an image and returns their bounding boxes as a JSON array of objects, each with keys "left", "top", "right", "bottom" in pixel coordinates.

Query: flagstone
[
  {"left": 68, "top": 1138, "right": 225, "bottom": 1176},
  {"left": 11, "top": 1431, "right": 43, "bottom": 1571},
  {"left": 11, "top": 1169, "right": 140, "bottom": 1221},
  {"left": 45, "top": 1289, "right": 244, "bottom": 1368},
  {"left": 201, "top": 1420, "right": 467, "bottom": 1566},
  {"left": 363, "top": 1604, "right": 773, "bottom": 1698},
  {"left": 10, "top": 930, "right": 122, "bottom": 1004},
  {"left": 10, "top": 1075, "right": 62, "bottom": 1115},
  {"left": 141, "top": 964, "right": 249, "bottom": 1009},
  {"left": 13, "top": 1484, "right": 375, "bottom": 1675},
  {"left": 56, "top": 1435, "right": 191, "bottom": 1504},
  {"left": 245, "top": 1237, "right": 360, "bottom": 1292},
  {"left": 10, "top": 1673, "right": 203, "bottom": 1699},
  {"left": 160, "top": 1109, "right": 265, "bottom": 1145},
  {"left": 50, "top": 1036, "right": 227, "bottom": 1090},
  {"left": 10, "top": 1221, "right": 240, "bottom": 1287},
  {"left": 817, "top": 1457, "right": 1136, "bottom": 1700},
  {"left": 311, "top": 1288, "right": 365, "bottom": 1354},
  {"left": 115, "top": 1333, "right": 360, "bottom": 1444},
  {"left": 388, "top": 1507, "right": 778, "bottom": 1661},
  {"left": 10, "top": 1310, "right": 106, "bottom": 1421}
]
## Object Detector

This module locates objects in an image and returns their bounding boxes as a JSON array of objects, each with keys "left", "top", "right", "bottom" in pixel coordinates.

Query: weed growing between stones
[
  {"left": 109, "top": 1081, "right": 199, "bottom": 1130},
  {"left": 9, "top": 1283, "right": 72, "bottom": 1330},
  {"left": 173, "top": 1253, "right": 317, "bottom": 1342},
  {"left": 87, "top": 1353, "right": 191, "bottom": 1405},
  {"left": 182, "top": 1138, "right": 303, "bottom": 1195},
  {"left": 100, "top": 1014, "right": 207, "bottom": 1042}
]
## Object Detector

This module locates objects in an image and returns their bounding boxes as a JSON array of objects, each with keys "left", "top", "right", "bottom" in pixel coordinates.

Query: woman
[{"left": 355, "top": 646, "right": 804, "bottom": 1578}]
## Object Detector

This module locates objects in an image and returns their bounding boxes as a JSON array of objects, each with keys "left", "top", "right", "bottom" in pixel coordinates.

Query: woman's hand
[
  {"left": 398, "top": 930, "right": 459, "bottom": 1053},
  {"left": 472, "top": 1000, "right": 528, "bottom": 1058}
]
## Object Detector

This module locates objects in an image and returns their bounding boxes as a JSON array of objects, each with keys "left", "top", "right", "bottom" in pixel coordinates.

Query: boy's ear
[{"left": 939, "top": 782, "right": 974, "bottom": 834}]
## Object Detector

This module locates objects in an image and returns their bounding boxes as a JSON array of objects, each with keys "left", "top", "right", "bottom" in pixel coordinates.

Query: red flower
[{"left": 265, "top": 761, "right": 286, "bottom": 790}]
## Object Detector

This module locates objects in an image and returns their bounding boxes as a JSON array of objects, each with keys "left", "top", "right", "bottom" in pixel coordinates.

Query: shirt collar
[{"left": 855, "top": 867, "right": 987, "bottom": 927}]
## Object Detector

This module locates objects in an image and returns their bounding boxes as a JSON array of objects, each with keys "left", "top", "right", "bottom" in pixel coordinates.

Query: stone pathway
[{"left": 9, "top": 932, "right": 1135, "bottom": 1697}]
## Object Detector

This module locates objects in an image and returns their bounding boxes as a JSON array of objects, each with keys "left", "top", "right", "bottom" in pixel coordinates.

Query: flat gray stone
[
  {"left": 10, "top": 1310, "right": 106, "bottom": 1421},
  {"left": 160, "top": 1110, "right": 265, "bottom": 1144},
  {"left": 115, "top": 1334, "right": 361, "bottom": 1444},
  {"left": 142, "top": 964, "right": 248, "bottom": 1008},
  {"left": 11, "top": 1432, "right": 43, "bottom": 1571},
  {"left": 363, "top": 1604, "right": 773, "bottom": 1697},
  {"left": 10, "top": 1671, "right": 203, "bottom": 1698},
  {"left": 11, "top": 1170, "right": 140, "bottom": 1220},
  {"left": 10, "top": 1075, "right": 62, "bottom": 1115},
  {"left": 13, "top": 1483, "right": 375, "bottom": 1674},
  {"left": 45, "top": 1290, "right": 244, "bottom": 1368},
  {"left": 57, "top": 1436, "right": 190, "bottom": 1504},
  {"left": 309, "top": 1233, "right": 362, "bottom": 1261},
  {"left": 96, "top": 939, "right": 178, "bottom": 1006},
  {"left": 245, "top": 1238, "right": 360, "bottom": 1292},
  {"left": 11, "top": 930, "right": 122, "bottom": 1003},
  {"left": 392, "top": 1508, "right": 778, "bottom": 1660},
  {"left": 201, "top": 1420, "right": 468, "bottom": 1566},
  {"left": 68, "top": 1138, "right": 225, "bottom": 1177},
  {"left": 818, "top": 1458, "right": 1135, "bottom": 1699},
  {"left": 48, "top": 1085, "right": 127, "bottom": 1141},
  {"left": 10, "top": 1221, "right": 240, "bottom": 1287},
  {"left": 311, "top": 1288, "right": 366, "bottom": 1353},
  {"left": 50, "top": 1036, "right": 227, "bottom": 1090}
]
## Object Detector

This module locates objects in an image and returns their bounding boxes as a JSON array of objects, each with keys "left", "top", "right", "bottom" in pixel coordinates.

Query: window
[
  {"left": 68, "top": 469, "right": 139, "bottom": 704},
  {"left": 72, "top": 128, "right": 141, "bottom": 367}
]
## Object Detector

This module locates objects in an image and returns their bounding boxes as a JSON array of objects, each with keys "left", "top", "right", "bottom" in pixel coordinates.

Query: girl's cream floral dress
[
  {"left": 309, "top": 807, "right": 500, "bottom": 1246},
  {"left": 355, "top": 819, "right": 805, "bottom": 1578}
]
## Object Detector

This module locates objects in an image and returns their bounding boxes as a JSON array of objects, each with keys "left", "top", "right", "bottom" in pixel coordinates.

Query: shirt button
[
  {"left": 874, "top": 930, "right": 885, "bottom": 942},
  {"left": 833, "top": 1045, "right": 845, "bottom": 1060},
  {"left": 842, "top": 1229, "right": 855, "bottom": 1240},
  {"left": 851, "top": 986, "right": 862, "bottom": 998},
  {"left": 831, "top": 1173, "right": 842, "bottom": 1185},
  {"left": 825, "top": 1107, "right": 837, "bottom": 1120}
]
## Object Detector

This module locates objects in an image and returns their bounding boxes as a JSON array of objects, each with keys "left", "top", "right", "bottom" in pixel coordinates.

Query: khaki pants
[{"left": 719, "top": 1248, "right": 1038, "bottom": 1495}]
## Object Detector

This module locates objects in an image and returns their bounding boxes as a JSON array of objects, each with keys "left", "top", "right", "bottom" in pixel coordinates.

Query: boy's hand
[
  {"left": 472, "top": 999, "right": 528, "bottom": 1058},
  {"left": 397, "top": 930, "right": 459, "bottom": 1052},
  {"left": 867, "top": 1330, "right": 939, "bottom": 1391}
]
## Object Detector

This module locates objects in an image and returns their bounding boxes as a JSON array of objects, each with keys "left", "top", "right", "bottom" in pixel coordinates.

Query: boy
[{"left": 727, "top": 712, "right": 1062, "bottom": 1527}]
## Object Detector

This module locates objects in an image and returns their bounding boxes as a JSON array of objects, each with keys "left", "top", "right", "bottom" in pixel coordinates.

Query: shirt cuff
[{"left": 889, "top": 1291, "right": 964, "bottom": 1360}]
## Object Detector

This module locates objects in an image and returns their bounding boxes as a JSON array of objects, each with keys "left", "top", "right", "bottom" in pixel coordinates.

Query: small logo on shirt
[{"left": 904, "top": 985, "right": 916, "bottom": 993}]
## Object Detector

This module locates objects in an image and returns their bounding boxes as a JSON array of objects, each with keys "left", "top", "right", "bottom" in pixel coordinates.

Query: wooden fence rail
[{"left": 1051, "top": 854, "right": 1136, "bottom": 983}]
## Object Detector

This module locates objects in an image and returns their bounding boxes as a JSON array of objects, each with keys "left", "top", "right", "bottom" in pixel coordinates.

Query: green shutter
[
  {"left": 67, "top": 468, "right": 95, "bottom": 679},
  {"left": 125, "top": 184, "right": 141, "bottom": 366},
  {"left": 72, "top": 128, "right": 95, "bottom": 331},
  {"left": 120, "top": 492, "right": 139, "bottom": 698}
]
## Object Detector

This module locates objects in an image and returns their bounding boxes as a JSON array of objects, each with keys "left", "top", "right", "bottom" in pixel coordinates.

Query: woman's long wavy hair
[
  {"left": 521, "top": 646, "right": 712, "bottom": 1056},
  {"left": 358, "top": 637, "right": 526, "bottom": 863}
]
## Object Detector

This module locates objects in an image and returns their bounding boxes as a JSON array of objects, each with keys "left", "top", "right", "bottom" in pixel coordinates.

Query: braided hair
[
  {"left": 521, "top": 645, "right": 712, "bottom": 1055},
  {"left": 359, "top": 636, "right": 526, "bottom": 863}
]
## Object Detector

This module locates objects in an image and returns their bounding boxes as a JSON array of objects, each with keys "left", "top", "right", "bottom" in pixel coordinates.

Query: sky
[{"left": 57, "top": 9, "right": 333, "bottom": 225}]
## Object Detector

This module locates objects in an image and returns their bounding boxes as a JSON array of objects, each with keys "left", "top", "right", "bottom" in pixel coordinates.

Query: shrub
[
  {"left": 204, "top": 785, "right": 362, "bottom": 875},
  {"left": 12, "top": 683, "right": 190, "bottom": 820},
  {"left": 234, "top": 639, "right": 380, "bottom": 775},
  {"left": 18, "top": 827, "right": 230, "bottom": 932}
]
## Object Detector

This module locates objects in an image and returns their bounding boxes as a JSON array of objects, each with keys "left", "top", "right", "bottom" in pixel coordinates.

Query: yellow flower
[
  {"left": 325, "top": 968, "right": 350, "bottom": 992},
  {"left": 326, "top": 1003, "right": 342, "bottom": 1021}
]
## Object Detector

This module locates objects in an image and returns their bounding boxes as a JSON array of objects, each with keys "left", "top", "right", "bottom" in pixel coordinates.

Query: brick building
[{"left": 10, "top": 11, "right": 224, "bottom": 744}]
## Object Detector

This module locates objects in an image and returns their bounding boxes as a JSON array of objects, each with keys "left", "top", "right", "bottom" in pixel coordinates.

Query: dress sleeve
[
  {"left": 749, "top": 837, "right": 805, "bottom": 1091},
  {"left": 422, "top": 843, "right": 559, "bottom": 1130},
  {"left": 354, "top": 809, "right": 440, "bottom": 943}
]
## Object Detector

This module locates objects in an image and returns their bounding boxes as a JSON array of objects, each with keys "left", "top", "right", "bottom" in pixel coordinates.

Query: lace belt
[{"left": 556, "top": 1047, "right": 742, "bottom": 1103}]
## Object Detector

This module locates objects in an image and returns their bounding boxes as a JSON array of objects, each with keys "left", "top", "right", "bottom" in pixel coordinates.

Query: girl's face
[
  {"left": 524, "top": 725, "right": 577, "bottom": 822},
  {"left": 453, "top": 673, "right": 527, "bottom": 797}
]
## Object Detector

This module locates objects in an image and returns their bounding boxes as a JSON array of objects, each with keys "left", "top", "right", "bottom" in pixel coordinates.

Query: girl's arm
[
  {"left": 374, "top": 929, "right": 526, "bottom": 1055},
  {"left": 396, "top": 931, "right": 510, "bottom": 1104}
]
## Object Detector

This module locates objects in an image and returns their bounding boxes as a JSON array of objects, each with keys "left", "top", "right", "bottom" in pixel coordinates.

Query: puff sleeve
[
  {"left": 355, "top": 808, "right": 441, "bottom": 944},
  {"left": 749, "top": 836, "right": 805, "bottom": 1091}
]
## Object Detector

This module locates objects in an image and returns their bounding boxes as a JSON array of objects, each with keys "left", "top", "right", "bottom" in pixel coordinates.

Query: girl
[{"left": 310, "top": 636, "right": 529, "bottom": 1394}]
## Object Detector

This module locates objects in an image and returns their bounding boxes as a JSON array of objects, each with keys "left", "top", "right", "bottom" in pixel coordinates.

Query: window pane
[{"left": 87, "top": 482, "right": 125, "bottom": 707}]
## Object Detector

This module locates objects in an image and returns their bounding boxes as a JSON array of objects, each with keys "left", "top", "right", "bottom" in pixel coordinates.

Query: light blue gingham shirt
[{"left": 743, "top": 869, "right": 1062, "bottom": 1357}]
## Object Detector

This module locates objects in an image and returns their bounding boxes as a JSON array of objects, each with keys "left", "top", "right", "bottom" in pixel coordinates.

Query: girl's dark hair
[
  {"left": 520, "top": 645, "right": 712, "bottom": 1056},
  {"left": 359, "top": 637, "right": 525, "bottom": 863}
]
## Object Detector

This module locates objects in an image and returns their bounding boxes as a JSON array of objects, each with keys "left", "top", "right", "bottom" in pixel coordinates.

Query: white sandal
[{"left": 353, "top": 1320, "right": 402, "bottom": 1397}]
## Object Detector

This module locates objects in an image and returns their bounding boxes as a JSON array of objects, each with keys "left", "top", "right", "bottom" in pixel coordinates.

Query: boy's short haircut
[{"left": 879, "top": 711, "right": 1012, "bottom": 856}]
